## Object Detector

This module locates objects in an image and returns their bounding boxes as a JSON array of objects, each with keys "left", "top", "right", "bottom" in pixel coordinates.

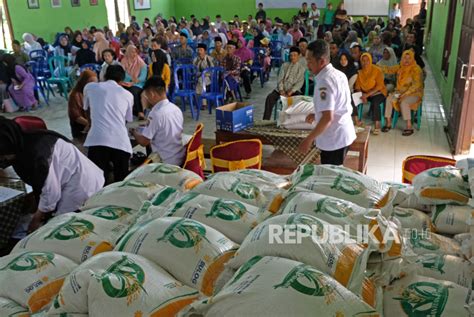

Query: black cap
[
  {"left": 289, "top": 46, "right": 301, "bottom": 54},
  {"left": 214, "top": 36, "right": 222, "bottom": 43},
  {"left": 227, "top": 40, "right": 237, "bottom": 47},
  {"left": 298, "top": 38, "right": 308, "bottom": 44},
  {"left": 180, "top": 32, "right": 188, "bottom": 38},
  {"left": 197, "top": 43, "right": 207, "bottom": 50}
]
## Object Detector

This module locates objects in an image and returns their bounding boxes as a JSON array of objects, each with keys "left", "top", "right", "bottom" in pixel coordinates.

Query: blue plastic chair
[
  {"left": 250, "top": 47, "right": 266, "bottom": 88},
  {"left": 47, "top": 56, "right": 72, "bottom": 100},
  {"left": 28, "top": 50, "right": 47, "bottom": 60},
  {"left": 199, "top": 67, "right": 225, "bottom": 114},
  {"left": 357, "top": 101, "right": 385, "bottom": 128},
  {"left": 25, "top": 61, "right": 49, "bottom": 106},
  {"left": 392, "top": 100, "right": 423, "bottom": 130},
  {"left": 270, "top": 40, "right": 283, "bottom": 69},
  {"left": 172, "top": 64, "right": 200, "bottom": 120},
  {"left": 80, "top": 63, "right": 102, "bottom": 76},
  {"left": 224, "top": 75, "right": 242, "bottom": 102}
]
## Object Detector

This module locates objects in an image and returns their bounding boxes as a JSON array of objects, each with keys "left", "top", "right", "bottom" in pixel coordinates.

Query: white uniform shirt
[
  {"left": 141, "top": 99, "right": 186, "bottom": 166},
  {"left": 313, "top": 63, "right": 356, "bottom": 151},
  {"left": 308, "top": 9, "right": 321, "bottom": 25},
  {"left": 83, "top": 80, "right": 134, "bottom": 154}
]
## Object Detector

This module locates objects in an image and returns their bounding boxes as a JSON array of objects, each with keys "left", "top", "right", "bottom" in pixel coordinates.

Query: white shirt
[
  {"left": 83, "top": 80, "right": 134, "bottom": 154},
  {"left": 313, "top": 63, "right": 356, "bottom": 151},
  {"left": 308, "top": 9, "right": 321, "bottom": 24},
  {"left": 141, "top": 99, "right": 186, "bottom": 166},
  {"left": 389, "top": 8, "right": 401, "bottom": 20}
]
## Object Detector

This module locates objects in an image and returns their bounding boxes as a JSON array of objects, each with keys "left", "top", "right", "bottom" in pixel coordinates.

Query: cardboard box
[{"left": 216, "top": 102, "right": 254, "bottom": 132}]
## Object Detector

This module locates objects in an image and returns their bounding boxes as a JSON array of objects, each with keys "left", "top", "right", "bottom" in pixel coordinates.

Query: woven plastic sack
[
  {"left": 164, "top": 192, "right": 273, "bottom": 243},
  {"left": 12, "top": 213, "right": 128, "bottom": 263},
  {"left": 124, "top": 163, "right": 202, "bottom": 191},
  {"left": 278, "top": 95, "right": 316, "bottom": 130},
  {"left": 191, "top": 172, "right": 284, "bottom": 212},
  {"left": 431, "top": 204, "right": 473, "bottom": 234},
  {"left": 388, "top": 185, "right": 432, "bottom": 212},
  {"left": 134, "top": 186, "right": 184, "bottom": 223},
  {"left": 454, "top": 233, "right": 473, "bottom": 261},
  {"left": 231, "top": 169, "right": 290, "bottom": 188},
  {"left": 81, "top": 180, "right": 162, "bottom": 211},
  {"left": 290, "top": 164, "right": 391, "bottom": 209},
  {"left": 383, "top": 274, "right": 473, "bottom": 317},
  {"left": 0, "top": 251, "right": 76, "bottom": 314},
  {"left": 81, "top": 205, "right": 139, "bottom": 226},
  {"left": 226, "top": 214, "right": 370, "bottom": 295},
  {"left": 415, "top": 254, "right": 473, "bottom": 288},
  {"left": 181, "top": 256, "right": 377, "bottom": 317},
  {"left": 115, "top": 217, "right": 238, "bottom": 296},
  {"left": 391, "top": 206, "right": 435, "bottom": 232},
  {"left": 0, "top": 297, "right": 29, "bottom": 317},
  {"left": 48, "top": 252, "right": 199, "bottom": 317},
  {"left": 455, "top": 158, "right": 474, "bottom": 179},
  {"left": 405, "top": 229, "right": 463, "bottom": 258},
  {"left": 413, "top": 166, "right": 470, "bottom": 205}
]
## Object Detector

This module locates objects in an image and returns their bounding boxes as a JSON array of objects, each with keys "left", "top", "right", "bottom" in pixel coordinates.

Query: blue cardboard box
[{"left": 216, "top": 102, "right": 254, "bottom": 132}]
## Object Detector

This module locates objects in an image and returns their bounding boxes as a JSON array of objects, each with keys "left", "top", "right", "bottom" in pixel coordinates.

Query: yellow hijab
[
  {"left": 397, "top": 50, "right": 421, "bottom": 88},
  {"left": 357, "top": 53, "right": 380, "bottom": 92}
]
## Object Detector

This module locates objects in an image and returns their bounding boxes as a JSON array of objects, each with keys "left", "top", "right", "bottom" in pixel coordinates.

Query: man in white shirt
[
  {"left": 131, "top": 77, "right": 186, "bottom": 166},
  {"left": 299, "top": 40, "right": 356, "bottom": 165},
  {"left": 308, "top": 3, "right": 321, "bottom": 41},
  {"left": 389, "top": 3, "right": 402, "bottom": 20},
  {"left": 83, "top": 65, "right": 134, "bottom": 182}
]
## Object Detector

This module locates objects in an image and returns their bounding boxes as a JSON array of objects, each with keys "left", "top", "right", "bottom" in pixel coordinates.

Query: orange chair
[
  {"left": 182, "top": 123, "right": 206, "bottom": 179},
  {"left": 402, "top": 155, "right": 456, "bottom": 184},
  {"left": 13, "top": 116, "right": 47, "bottom": 132},
  {"left": 210, "top": 139, "right": 262, "bottom": 173}
]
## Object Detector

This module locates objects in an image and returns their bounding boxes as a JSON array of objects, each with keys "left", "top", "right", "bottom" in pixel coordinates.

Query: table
[{"left": 215, "top": 126, "right": 370, "bottom": 174}]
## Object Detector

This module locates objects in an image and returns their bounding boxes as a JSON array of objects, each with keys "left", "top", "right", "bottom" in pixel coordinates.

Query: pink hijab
[
  {"left": 121, "top": 45, "right": 146, "bottom": 79},
  {"left": 93, "top": 32, "right": 110, "bottom": 61},
  {"left": 234, "top": 37, "right": 254, "bottom": 63}
]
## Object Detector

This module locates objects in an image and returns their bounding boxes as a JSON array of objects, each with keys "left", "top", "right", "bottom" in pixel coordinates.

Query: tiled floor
[{"left": 4, "top": 59, "right": 464, "bottom": 183}]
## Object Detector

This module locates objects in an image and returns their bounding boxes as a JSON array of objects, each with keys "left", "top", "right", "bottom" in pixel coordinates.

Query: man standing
[
  {"left": 83, "top": 65, "right": 133, "bottom": 182},
  {"left": 131, "top": 77, "right": 185, "bottom": 166},
  {"left": 389, "top": 3, "right": 402, "bottom": 20},
  {"left": 308, "top": 3, "right": 321, "bottom": 41},
  {"left": 299, "top": 40, "right": 356, "bottom": 165},
  {"left": 255, "top": 3, "right": 266, "bottom": 23}
]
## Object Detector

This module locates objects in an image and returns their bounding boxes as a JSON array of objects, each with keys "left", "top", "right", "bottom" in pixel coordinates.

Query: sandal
[
  {"left": 402, "top": 129, "right": 414, "bottom": 136},
  {"left": 372, "top": 128, "right": 381, "bottom": 135},
  {"left": 382, "top": 126, "right": 391, "bottom": 133}
]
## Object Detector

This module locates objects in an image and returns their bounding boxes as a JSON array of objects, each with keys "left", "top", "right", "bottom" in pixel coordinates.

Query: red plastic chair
[
  {"left": 13, "top": 116, "right": 47, "bottom": 132},
  {"left": 182, "top": 123, "right": 205, "bottom": 179},
  {"left": 210, "top": 139, "right": 262, "bottom": 173},
  {"left": 402, "top": 155, "right": 456, "bottom": 184}
]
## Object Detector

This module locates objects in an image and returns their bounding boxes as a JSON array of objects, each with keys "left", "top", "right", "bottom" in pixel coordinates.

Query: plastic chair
[
  {"left": 174, "top": 58, "right": 193, "bottom": 66},
  {"left": 199, "top": 67, "right": 225, "bottom": 114},
  {"left": 47, "top": 56, "right": 72, "bottom": 100},
  {"left": 28, "top": 50, "right": 47, "bottom": 60},
  {"left": 392, "top": 102, "right": 423, "bottom": 131},
  {"left": 224, "top": 75, "right": 243, "bottom": 102},
  {"left": 80, "top": 63, "right": 102, "bottom": 75},
  {"left": 270, "top": 40, "right": 283, "bottom": 69},
  {"left": 357, "top": 101, "right": 385, "bottom": 128},
  {"left": 172, "top": 64, "right": 200, "bottom": 120},
  {"left": 25, "top": 61, "right": 50, "bottom": 106},
  {"left": 401, "top": 155, "right": 456, "bottom": 184},
  {"left": 250, "top": 47, "right": 265, "bottom": 88},
  {"left": 210, "top": 139, "right": 262, "bottom": 173},
  {"left": 13, "top": 116, "right": 47, "bottom": 132},
  {"left": 182, "top": 123, "right": 205, "bottom": 179}
]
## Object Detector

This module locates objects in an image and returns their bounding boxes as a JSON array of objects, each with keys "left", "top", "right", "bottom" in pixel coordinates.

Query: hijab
[
  {"left": 324, "top": 31, "right": 333, "bottom": 43},
  {"left": 57, "top": 34, "right": 71, "bottom": 55},
  {"left": 377, "top": 47, "right": 398, "bottom": 67},
  {"left": 121, "top": 45, "right": 146, "bottom": 79},
  {"left": 234, "top": 37, "right": 254, "bottom": 63},
  {"left": 22, "top": 33, "right": 42, "bottom": 53},
  {"left": 397, "top": 50, "right": 421, "bottom": 88},
  {"left": 93, "top": 32, "right": 109, "bottom": 62},
  {"left": 151, "top": 49, "right": 168, "bottom": 77},
  {"left": 345, "top": 30, "right": 358, "bottom": 45},
  {"left": 75, "top": 41, "right": 97, "bottom": 67},
  {"left": 357, "top": 52, "right": 382, "bottom": 92},
  {"left": 366, "top": 31, "right": 377, "bottom": 48},
  {"left": 336, "top": 52, "right": 358, "bottom": 80}
]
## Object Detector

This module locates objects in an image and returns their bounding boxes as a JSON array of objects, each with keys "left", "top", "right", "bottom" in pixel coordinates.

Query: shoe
[
  {"left": 382, "top": 126, "right": 391, "bottom": 133},
  {"left": 402, "top": 129, "right": 414, "bottom": 136},
  {"left": 372, "top": 128, "right": 381, "bottom": 135}
]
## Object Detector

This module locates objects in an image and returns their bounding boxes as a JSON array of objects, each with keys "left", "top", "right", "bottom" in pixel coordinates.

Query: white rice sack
[
  {"left": 81, "top": 206, "right": 139, "bottom": 226},
  {"left": 81, "top": 180, "right": 162, "bottom": 211},
  {"left": 181, "top": 256, "right": 378, "bottom": 317},
  {"left": 366, "top": 255, "right": 418, "bottom": 288},
  {"left": 405, "top": 229, "right": 464, "bottom": 258},
  {"left": 0, "top": 297, "right": 29, "bottom": 317},
  {"left": 455, "top": 158, "right": 474, "bottom": 178},
  {"left": 431, "top": 204, "right": 473, "bottom": 234},
  {"left": 12, "top": 214, "right": 128, "bottom": 263},
  {"left": 383, "top": 274, "right": 473, "bottom": 317},
  {"left": 290, "top": 164, "right": 391, "bottom": 209},
  {"left": 278, "top": 96, "right": 315, "bottom": 130},
  {"left": 389, "top": 186, "right": 432, "bottom": 212},
  {"left": 454, "top": 233, "right": 474, "bottom": 261},
  {"left": 391, "top": 206, "right": 435, "bottom": 232},
  {"left": 415, "top": 254, "right": 473, "bottom": 288},
  {"left": 0, "top": 251, "right": 76, "bottom": 314},
  {"left": 226, "top": 214, "right": 370, "bottom": 294},
  {"left": 231, "top": 169, "right": 290, "bottom": 188},
  {"left": 124, "top": 163, "right": 203, "bottom": 191},
  {"left": 413, "top": 166, "right": 470, "bottom": 205},
  {"left": 115, "top": 217, "right": 238, "bottom": 296},
  {"left": 280, "top": 116, "right": 316, "bottom": 130},
  {"left": 164, "top": 192, "right": 273, "bottom": 243},
  {"left": 191, "top": 172, "right": 284, "bottom": 213},
  {"left": 48, "top": 252, "right": 199, "bottom": 317}
]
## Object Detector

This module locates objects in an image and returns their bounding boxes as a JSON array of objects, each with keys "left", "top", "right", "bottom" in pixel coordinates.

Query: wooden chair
[
  {"left": 13, "top": 116, "right": 47, "bottom": 132},
  {"left": 210, "top": 139, "right": 262, "bottom": 173},
  {"left": 402, "top": 155, "right": 456, "bottom": 184},
  {"left": 182, "top": 123, "right": 205, "bottom": 179}
]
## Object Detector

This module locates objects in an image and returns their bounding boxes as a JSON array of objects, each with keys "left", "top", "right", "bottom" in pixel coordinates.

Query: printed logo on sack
[
  {"left": 206, "top": 199, "right": 247, "bottom": 221},
  {"left": 229, "top": 256, "right": 263, "bottom": 285},
  {"left": 0, "top": 252, "right": 55, "bottom": 272},
  {"left": 431, "top": 205, "right": 447, "bottom": 225},
  {"left": 427, "top": 168, "right": 457, "bottom": 180},
  {"left": 274, "top": 264, "right": 335, "bottom": 297},
  {"left": 44, "top": 216, "right": 95, "bottom": 241},
  {"left": 230, "top": 180, "right": 260, "bottom": 200},
  {"left": 94, "top": 255, "right": 146, "bottom": 305},
  {"left": 394, "top": 208, "right": 414, "bottom": 218},
  {"left": 409, "top": 231, "right": 439, "bottom": 251},
  {"left": 156, "top": 219, "right": 208, "bottom": 249},
  {"left": 91, "top": 206, "right": 133, "bottom": 220},
  {"left": 118, "top": 180, "right": 152, "bottom": 188},
  {"left": 330, "top": 174, "right": 365, "bottom": 196},
  {"left": 151, "top": 164, "right": 180, "bottom": 174},
  {"left": 314, "top": 197, "right": 351, "bottom": 218},
  {"left": 417, "top": 255, "right": 446, "bottom": 274},
  {"left": 393, "top": 282, "right": 448, "bottom": 316}
]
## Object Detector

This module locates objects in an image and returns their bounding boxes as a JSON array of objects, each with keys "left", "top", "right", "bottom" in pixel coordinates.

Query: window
[{"left": 0, "top": 1, "right": 13, "bottom": 50}]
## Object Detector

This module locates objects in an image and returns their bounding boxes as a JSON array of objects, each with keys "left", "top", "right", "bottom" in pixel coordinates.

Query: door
[
  {"left": 447, "top": 0, "right": 474, "bottom": 154},
  {"left": 400, "top": 0, "right": 422, "bottom": 25},
  {"left": 0, "top": 0, "right": 13, "bottom": 50}
]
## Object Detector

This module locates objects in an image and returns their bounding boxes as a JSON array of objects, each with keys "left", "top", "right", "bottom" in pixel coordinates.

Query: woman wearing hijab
[
  {"left": 0, "top": 117, "right": 104, "bottom": 237},
  {"left": 368, "top": 34, "right": 385, "bottom": 63},
  {"left": 382, "top": 50, "right": 424, "bottom": 136},
  {"left": 336, "top": 52, "right": 362, "bottom": 126},
  {"left": 342, "top": 30, "right": 360, "bottom": 51},
  {"left": 3, "top": 54, "right": 37, "bottom": 111},
  {"left": 93, "top": 31, "right": 110, "bottom": 63},
  {"left": 365, "top": 30, "right": 377, "bottom": 49},
  {"left": 74, "top": 41, "right": 97, "bottom": 67},
  {"left": 54, "top": 34, "right": 72, "bottom": 59},
  {"left": 71, "top": 31, "right": 84, "bottom": 50},
  {"left": 354, "top": 52, "right": 387, "bottom": 135},
  {"left": 377, "top": 47, "right": 398, "bottom": 92},
  {"left": 121, "top": 45, "right": 148, "bottom": 119},
  {"left": 22, "top": 33, "right": 42, "bottom": 54},
  {"left": 234, "top": 37, "right": 254, "bottom": 99},
  {"left": 68, "top": 70, "right": 97, "bottom": 140},
  {"left": 324, "top": 31, "right": 333, "bottom": 43},
  {"left": 147, "top": 49, "right": 171, "bottom": 89}
]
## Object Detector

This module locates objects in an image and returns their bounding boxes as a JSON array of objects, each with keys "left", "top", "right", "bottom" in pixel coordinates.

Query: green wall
[
  {"left": 129, "top": 0, "right": 175, "bottom": 23},
  {"left": 425, "top": 0, "right": 464, "bottom": 111},
  {"left": 7, "top": 0, "right": 108, "bottom": 43}
]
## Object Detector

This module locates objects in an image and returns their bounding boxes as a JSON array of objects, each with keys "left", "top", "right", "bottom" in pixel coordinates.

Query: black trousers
[
  {"left": 124, "top": 85, "right": 144, "bottom": 116},
  {"left": 88, "top": 146, "right": 131, "bottom": 183},
  {"left": 241, "top": 69, "right": 252, "bottom": 94},
  {"left": 320, "top": 146, "right": 349, "bottom": 166},
  {"left": 368, "top": 93, "right": 386, "bottom": 122},
  {"left": 263, "top": 90, "right": 302, "bottom": 120}
]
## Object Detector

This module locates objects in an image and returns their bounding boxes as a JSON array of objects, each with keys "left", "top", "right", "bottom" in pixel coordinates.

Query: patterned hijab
[{"left": 121, "top": 45, "right": 146, "bottom": 79}]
